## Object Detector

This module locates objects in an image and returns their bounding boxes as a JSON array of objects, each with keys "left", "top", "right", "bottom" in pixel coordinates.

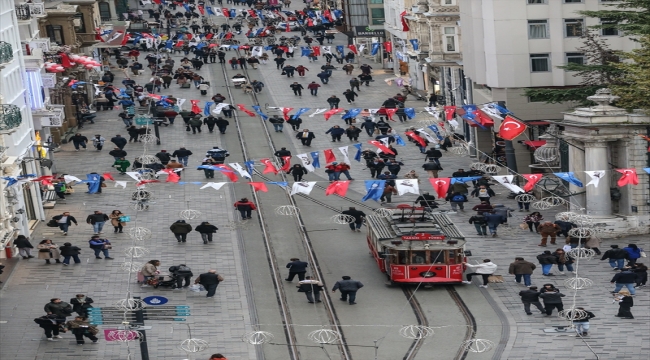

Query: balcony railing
[
  {"left": 0, "top": 105, "right": 23, "bottom": 133},
  {"left": 0, "top": 42, "right": 14, "bottom": 64},
  {"left": 15, "top": 4, "right": 31, "bottom": 21},
  {"left": 77, "top": 33, "right": 99, "bottom": 45}
]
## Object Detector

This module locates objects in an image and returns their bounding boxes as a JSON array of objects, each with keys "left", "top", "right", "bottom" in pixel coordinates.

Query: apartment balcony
[
  {"left": 0, "top": 42, "right": 14, "bottom": 67},
  {"left": 76, "top": 33, "right": 99, "bottom": 47},
  {"left": 0, "top": 105, "right": 23, "bottom": 134},
  {"left": 15, "top": 4, "right": 32, "bottom": 21}
]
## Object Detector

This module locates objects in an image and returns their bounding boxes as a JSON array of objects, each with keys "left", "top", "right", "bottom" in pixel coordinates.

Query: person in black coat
[
  {"left": 341, "top": 207, "right": 366, "bottom": 232},
  {"left": 169, "top": 264, "right": 194, "bottom": 288},
  {"left": 285, "top": 258, "right": 309, "bottom": 281},
  {"left": 14, "top": 235, "right": 35, "bottom": 259},
  {"left": 70, "top": 294, "right": 94, "bottom": 316},
  {"left": 215, "top": 117, "right": 230, "bottom": 134},
  {"left": 296, "top": 129, "right": 316, "bottom": 146},
  {"left": 288, "top": 164, "right": 308, "bottom": 181},
  {"left": 297, "top": 276, "right": 324, "bottom": 303},
  {"left": 614, "top": 291, "right": 634, "bottom": 319},
  {"left": 518, "top": 286, "right": 545, "bottom": 315},
  {"left": 155, "top": 150, "right": 172, "bottom": 165},
  {"left": 195, "top": 222, "right": 218, "bottom": 244},
  {"left": 34, "top": 315, "right": 63, "bottom": 340},
  {"left": 367, "top": 159, "right": 385, "bottom": 178},
  {"left": 110, "top": 135, "right": 128, "bottom": 150},
  {"left": 59, "top": 242, "right": 82, "bottom": 265},
  {"left": 611, "top": 268, "right": 638, "bottom": 295},
  {"left": 194, "top": 270, "right": 223, "bottom": 297}
]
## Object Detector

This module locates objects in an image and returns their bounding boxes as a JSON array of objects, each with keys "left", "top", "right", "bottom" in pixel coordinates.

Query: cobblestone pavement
[{"left": 1, "top": 2, "right": 649, "bottom": 360}]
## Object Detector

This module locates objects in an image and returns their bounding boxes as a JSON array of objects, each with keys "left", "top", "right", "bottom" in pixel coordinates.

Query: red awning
[
  {"left": 525, "top": 121, "right": 551, "bottom": 126},
  {"left": 523, "top": 140, "right": 547, "bottom": 149}
]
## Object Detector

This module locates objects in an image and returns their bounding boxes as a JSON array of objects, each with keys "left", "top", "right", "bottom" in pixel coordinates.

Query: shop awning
[{"left": 523, "top": 140, "right": 547, "bottom": 149}]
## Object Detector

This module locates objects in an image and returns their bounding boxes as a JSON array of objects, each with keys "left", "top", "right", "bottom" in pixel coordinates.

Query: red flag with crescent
[
  {"left": 324, "top": 149, "right": 336, "bottom": 163},
  {"left": 198, "top": 5, "right": 205, "bottom": 14},
  {"left": 385, "top": 108, "right": 397, "bottom": 121},
  {"left": 175, "top": 40, "right": 184, "bottom": 47},
  {"left": 206, "top": 33, "right": 214, "bottom": 40},
  {"left": 286, "top": 22, "right": 291, "bottom": 32},
  {"left": 248, "top": 9, "right": 257, "bottom": 17},
  {"left": 444, "top": 106, "right": 456, "bottom": 121},
  {"left": 616, "top": 168, "right": 639, "bottom": 187},
  {"left": 102, "top": 172, "right": 115, "bottom": 181},
  {"left": 522, "top": 174, "right": 542, "bottom": 192},
  {"left": 237, "top": 104, "right": 256, "bottom": 117},
  {"left": 383, "top": 41, "right": 392, "bottom": 53},
  {"left": 260, "top": 158, "right": 279, "bottom": 175},
  {"left": 222, "top": 8, "right": 230, "bottom": 17},
  {"left": 190, "top": 100, "right": 201, "bottom": 114},
  {"left": 121, "top": 33, "right": 131, "bottom": 46},
  {"left": 400, "top": 11, "right": 410, "bottom": 31},
  {"left": 278, "top": 45, "right": 289, "bottom": 53},
  {"left": 136, "top": 179, "right": 160, "bottom": 187},
  {"left": 348, "top": 44, "right": 357, "bottom": 54},
  {"left": 429, "top": 178, "right": 450, "bottom": 199},
  {"left": 162, "top": 169, "right": 180, "bottom": 183},
  {"left": 224, "top": 32, "right": 233, "bottom": 40},
  {"left": 498, "top": 115, "right": 527, "bottom": 141},
  {"left": 368, "top": 140, "right": 395, "bottom": 155},
  {"left": 282, "top": 107, "right": 294, "bottom": 120},
  {"left": 281, "top": 156, "right": 292, "bottom": 172},
  {"left": 405, "top": 131, "right": 427, "bottom": 147},
  {"left": 250, "top": 182, "right": 268, "bottom": 192},
  {"left": 325, "top": 181, "right": 350, "bottom": 196},
  {"left": 307, "top": 18, "right": 314, "bottom": 27},
  {"left": 312, "top": 46, "right": 321, "bottom": 56},
  {"left": 324, "top": 108, "right": 343, "bottom": 120},
  {"left": 214, "top": 164, "right": 238, "bottom": 182},
  {"left": 186, "top": 33, "right": 193, "bottom": 40}
]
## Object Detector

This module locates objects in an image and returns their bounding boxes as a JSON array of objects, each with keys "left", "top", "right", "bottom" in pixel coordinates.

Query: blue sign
[{"left": 143, "top": 296, "right": 168, "bottom": 305}]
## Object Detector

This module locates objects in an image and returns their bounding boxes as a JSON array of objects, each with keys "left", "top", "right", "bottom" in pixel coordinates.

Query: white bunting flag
[
  {"left": 288, "top": 46, "right": 295, "bottom": 54},
  {"left": 492, "top": 175, "right": 525, "bottom": 193},
  {"left": 177, "top": 98, "right": 187, "bottom": 109},
  {"left": 63, "top": 175, "right": 83, "bottom": 184},
  {"left": 358, "top": 44, "right": 366, "bottom": 54},
  {"left": 308, "top": 108, "right": 327, "bottom": 117},
  {"left": 338, "top": 146, "right": 350, "bottom": 164},
  {"left": 200, "top": 182, "right": 227, "bottom": 190},
  {"left": 322, "top": 46, "right": 332, "bottom": 54},
  {"left": 114, "top": 181, "right": 128, "bottom": 189},
  {"left": 368, "top": 108, "right": 379, "bottom": 114},
  {"left": 295, "top": 153, "right": 315, "bottom": 172},
  {"left": 424, "top": 107, "right": 439, "bottom": 120},
  {"left": 585, "top": 170, "right": 605, "bottom": 188},
  {"left": 290, "top": 181, "right": 317, "bottom": 195},
  {"left": 212, "top": 103, "right": 230, "bottom": 114},
  {"left": 251, "top": 46, "right": 263, "bottom": 57},
  {"left": 416, "top": 128, "right": 437, "bottom": 143},
  {"left": 125, "top": 172, "right": 141, "bottom": 181},
  {"left": 214, "top": 8, "right": 224, "bottom": 16},
  {"left": 481, "top": 104, "right": 504, "bottom": 120},
  {"left": 93, "top": 84, "right": 102, "bottom": 95},
  {"left": 448, "top": 118, "right": 459, "bottom": 130},
  {"left": 228, "top": 162, "right": 251, "bottom": 179},
  {"left": 395, "top": 179, "right": 420, "bottom": 196}
]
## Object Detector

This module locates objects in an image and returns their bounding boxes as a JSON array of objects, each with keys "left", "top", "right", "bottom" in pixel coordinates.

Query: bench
[{"left": 42, "top": 190, "right": 58, "bottom": 209}]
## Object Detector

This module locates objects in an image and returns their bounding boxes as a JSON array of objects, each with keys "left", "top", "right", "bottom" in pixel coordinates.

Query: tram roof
[{"left": 367, "top": 212, "right": 466, "bottom": 248}]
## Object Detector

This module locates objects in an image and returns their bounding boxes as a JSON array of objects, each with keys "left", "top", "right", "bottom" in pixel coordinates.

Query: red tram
[{"left": 366, "top": 206, "right": 467, "bottom": 284}]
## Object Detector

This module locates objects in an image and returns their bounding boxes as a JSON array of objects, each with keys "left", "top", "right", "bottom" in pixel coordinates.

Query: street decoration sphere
[
  {"left": 114, "top": 298, "right": 146, "bottom": 311},
  {"left": 128, "top": 227, "right": 153, "bottom": 241},
  {"left": 399, "top": 325, "right": 435, "bottom": 339},
  {"left": 179, "top": 209, "right": 202, "bottom": 220},
  {"left": 462, "top": 339, "right": 495, "bottom": 353},
  {"left": 124, "top": 246, "right": 150, "bottom": 258},
  {"left": 307, "top": 329, "right": 341, "bottom": 344},
  {"left": 515, "top": 193, "right": 536, "bottom": 203},
  {"left": 179, "top": 338, "right": 210, "bottom": 353},
  {"left": 275, "top": 205, "right": 299, "bottom": 216},
  {"left": 242, "top": 331, "right": 275, "bottom": 345},
  {"left": 373, "top": 208, "right": 394, "bottom": 218},
  {"left": 558, "top": 308, "right": 590, "bottom": 321},
  {"left": 330, "top": 214, "right": 356, "bottom": 224},
  {"left": 137, "top": 155, "right": 160, "bottom": 165},
  {"left": 533, "top": 146, "right": 559, "bottom": 163},
  {"left": 566, "top": 247, "right": 596, "bottom": 260},
  {"left": 564, "top": 277, "right": 594, "bottom": 290},
  {"left": 120, "top": 261, "right": 144, "bottom": 273}
]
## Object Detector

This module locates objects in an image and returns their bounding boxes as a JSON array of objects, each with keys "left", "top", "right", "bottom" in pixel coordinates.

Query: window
[
  {"left": 444, "top": 27, "right": 457, "bottom": 52},
  {"left": 443, "top": 0, "right": 456, "bottom": 4},
  {"left": 564, "top": 19, "right": 584, "bottom": 37},
  {"left": 530, "top": 54, "right": 550, "bottom": 72},
  {"left": 74, "top": 13, "right": 86, "bottom": 33},
  {"left": 564, "top": 0, "right": 583, "bottom": 3},
  {"left": 98, "top": 2, "right": 112, "bottom": 21},
  {"left": 528, "top": 0, "right": 547, "bottom": 3},
  {"left": 46, "top": 25, "right": 64, "bottom": 45},
  {"left": 566, "top": 52, "right": 584, "bottom": 65},
  {"left": 528, "top": 20, "right": 549, "bottom": 39},
  {"left": 370, "top": 8, "right": 385, "bottom": 25},
  {"left": 601, "top": 18, "right": 619, "bottom": 36}
]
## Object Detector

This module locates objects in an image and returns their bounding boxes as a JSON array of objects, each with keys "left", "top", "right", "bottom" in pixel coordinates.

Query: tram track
[{"left": 217, "top": 56, "right": 352, "bottom": 360}]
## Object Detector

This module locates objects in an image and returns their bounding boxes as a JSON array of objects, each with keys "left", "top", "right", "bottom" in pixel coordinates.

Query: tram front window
[
  {"left": 411, "top": 251, "right": 426, "bottom": 264},
  {"left": 430, "top": 251, "right": 445, "bottom": 264}
]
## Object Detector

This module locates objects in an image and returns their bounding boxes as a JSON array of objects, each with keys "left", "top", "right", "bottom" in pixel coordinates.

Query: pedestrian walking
[
  {"left": 14, "top": 234, "right": 35, "bottom": 259},
  {"left": 189, "top": 116, "right": 203, "bottom": 133},
  {"left": 380, "top": 184, "right": 398, "bottom": 204},
  {"left": 66, "top": 316, "right": 99, "bottom": 345},
  {"left": 341, "top": 207, "right": 366, "bottom": 232},
  {"left": 86, "top": 211, "right": 109, "bottom": 234},
  {"left": 360, "top": 118, "right": 376, "bottom": 137},
  {"left": 290, "top": 82, "right": 304, "bottom": 96},
  {"left": 34, "top": 315, "right": 63, "bottom": 341},
  {"left": 296, "top": 65, "right": 309, "bottom": 76},
  {"left": 509, "top": 257, "right": 536, "bottom": 287},
  {"left": 448, "top": 192, "right": 468, "bottom": 211},
  {"left": 88, "top": 236, "right": 113, "bottom": 259},
  {"left": 172, "top": 147, "right": 193, "bottom": 166},
  {"left": 140, "top": 260, "right": 160, "bottom": 286},
  {"left": 282, "top": 65, "right": 296, "bottom": 77},
  {"left": 169, "top": 264, "right": 193, "bottom": 289},
  {"left": 195, "top": 269, "right": 224, "bottom": 298},
  {"left": 325, "top": 162, "right": 340, "bottom": 181},
  {"left": 326, "top": 125, "right": 345, "bottom": 142},
  {"left": 269, "top": 115, "right": 285, "bottom": 132},
  {"left": 70, "top": 294, "right": 94, "bottom": 316},
  {"left": 343, "top": 89, "right": 358, "bottom": 103},
  {"left": 572, "top": 307, "right": 596, "bottom": 336},
  {"left": 368, "top": 159, "right": 385, "bottom": 178},
  {"left": 170, "top": 220, "right": 192, "bottom": 243},
  {"left": 601, "top": 245, "right": 628, "bottom": 270},
  {"left": 317, "top": 71, "right": 330, "bottom": 84},
  {"left": 44, "top": 298, "right": 72, "bottom": 323},
  {"left": 468, "top": 213, "right": 488, "bottom": 236},
  {"left": 113, "top": 157, "right": 131, "bottom": 174},
  {"left": 462, "top": 259, "right": 497, "bottom": 288},
  {"left": 537, "top": 250, "right": 558, "bottom": 276},
  {"left": 332, "top": 276, "right": 364, "bottom": 305},
  {"left": 422, "top": 158, "right": 442, "bottom": 178},
  {"left": 288, "top": 164, "right": 308, "bottom": 181},
  {"left": 346, "top": 125, "right": 361, "bottom": 141},
  {"left": 307, "top": 81, "right": 320, "bottom": 96},
  {"left": 204, "top": 115, "right": 217, "bottom": 133},
  {"left": 108, "top": 210, "right": 127, "bottom": 233},
  {"left": 296, "top": 129, "right": 316, "bottom": 146},
  {"left": 349, "top": 77, "right": 360, "bottom": 91},
  {"left": 424, "top": 146, "right": 443, "bottom": 164},
  {"left": 297, "top": 276, "right": 324, "bottom": 303},
  {"left": 611, "top": 267, "right": 637, "bottom": 295},
  {"left": 59, "top": 242, "right": 81, "bottom": 265},
  {"left": 92, "top": 135, "right": 105, "bottom": 151},
  {"left": 285, "top": 258, "right": 308, "bottom": 282},
  {"left": 484, "top": 212, "right": 503, "bottom": 237},
  {"left": 216, "top": 117, "right": 230, "bottom": 134},
  {"left": 537, "top": 221, "right": 561, "bottom": 246},
  {"left": 518, "top": 286, "right": 545, "bottom": 315},
  {"left": 470, "top": 185, "right": 495, "bottom": 204},
  {"left": 614, "top": 290, "right": 634, "bottom": 318},
  {"left": 623, "top": 244, "right": 643, "bottom": 265},
  {"left": 70, "top": 133, "right": 88, "bottom": 151},
  {"left": 195, "top": 221, "right": 218, "bottom": 244},
  {"left": 327, "top": 95, "right": 340, "bottom": 109},
  {"left": 37, "top": 239, "right": 61, "bottom": 264},
  {"left": 631, "top": 262, "right": 647, "bottom": 287},
  {"left": 337, "top": 162, "right": 354, "bottom": 180},
  {"left": 539, "top": 286, "right": 565, "bottom": 316},
  {"left": 523, "top": 212, "right": 543, "bottom": 233},
  {"left": 472, "top": 201, "right": 493, "bottom": 214},
  {"left": 585, "top": 236, "right": 602, "bottom": 255},
  {"left": 110, "top": 134, "right": 128, "bottom": 150},
  {"left": 234, "top": 198, "right": 256, "bottom": 219},
  {"left": 553, "top": 248, "right": 574, "bottom": 275}
]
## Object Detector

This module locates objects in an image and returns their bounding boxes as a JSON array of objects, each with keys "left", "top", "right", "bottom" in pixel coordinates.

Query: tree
[
  {"left": 523, "top": 31, "right": 624, "bottom": 104},
  {"left": 610, "top": 36, "right": 650, "bottom": 112},
  {"left": 579, "top": 0, "right": 650, "bottom": 36}
]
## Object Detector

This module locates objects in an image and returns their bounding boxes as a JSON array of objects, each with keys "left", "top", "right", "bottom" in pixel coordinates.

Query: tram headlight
[{"left": 419, "top": 271, "right": 436, "bottom": 278}]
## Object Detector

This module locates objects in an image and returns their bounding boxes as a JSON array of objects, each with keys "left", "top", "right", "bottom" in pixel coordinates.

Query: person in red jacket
[
  {"left": 296, "top": 65, "right": 309, "bottom": 76},
  {"left": 307, "top": 81, "right": 320, "bottom": 96},
  {"left": 336, "top": 162, "right": 354, "bottom": 180},
  {"left": 233, "top": 198, "right": 256, "bottom": 220}
]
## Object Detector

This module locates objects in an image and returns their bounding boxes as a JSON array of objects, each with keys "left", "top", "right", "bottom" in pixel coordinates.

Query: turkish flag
[
  {"left": 224, "top": 32, "right": 233, "bottom": 40},
  {"left": 197, "top": 5, "right": 205, "bottom": 14},
  {"left": 312, "top": 46, "right": 321, "bottom": 56},
  {"left": 59, "top": 53, "right": 72, "bottom": 68},
  {"left": 175, "top": 40, "right": 184, "bottom": 47},
  {"left": 250, "top": 182, "right": 268, "bottom": 192},
  {"left": 286, "top": 23, "right": 291, "bottom": 32},
  {"left": 385, "top": 108, "right": 397, "bottom": 121},
  {"left": 32, "top": 176, "right": 54, "bottom": 183},
  {"left": 383, "top": 41, "right": 392, "bottom": 53},
  {"left": 444, "top": 106, "right": 456, "bottom": 121},
  {"left": 325, "top": 181, "right": 350, "bottom": 196},
  {"left": 522, "top": 174, "right": 543, "bottom": 192},
  {"left": 248, "top": 9, "right": 257, "bottom": 17},
  {"left": 429, "top": 178, "right": 450, "bottom": 199},
  {"left": 324, "top": 149, "right": 336, "bottom": 163},
  {"left": 163, "top": 169, "right": 180, "bottom": 183},
  {"left": 260, "top": 158, "right": 279, "bottom": 175},
  {"left": 206, "top": 33, "right": 214, "bottom": 40},
  {"left": 136, "top": 179, "right": 160, "bottom": 187},
  {"left": 324, "top": 108, "right": 343, "bottom": 120},
  {"left": 186, "top": 33, "right": 193, "bottom": 40},
  {"left": 474, "top": 110, "right": 495, "bottom": 127},
  {"left": 102, "top": 172, "right": 115, "bottom": 181},
  {"left": 215, "top": 164, "right": 238, "bottom": 182},
  {"left": 121, "top": 33, "right": 131, "bottom": 46},
  {"left": 400, "top": 11, "right": 410, "bottom": 31},
  {"left": 616, "top": 168, "right": 639, "bottom": 187},
  {"left": 348, "top": 44, "right": 358, "bottom": 54},
  {"left": 307, "top": 18, "right": 313, "bottom": 27},
  {"left": 405, "top": 131, "right": 426, "bottom": 147},
  {"left": 498, "top": 115, "right": 527, "bottom": 141},
  {"left": 368, "top": 140, "right": 395, "bottom": 155},
  {"left": 282, "top": 107, "right": 294, "bottom": 120},
  {"left": 222, "top": 8, "right": 230, "bottom": 17},
  {"left": 281, "top": 156, "right": 292, "bottom": 172},
  {"left": 237, "top": 104, "right": 256, "bottom": 117},
  {"left": 190, "top": 100, "right": 201, "bottom": 114}
]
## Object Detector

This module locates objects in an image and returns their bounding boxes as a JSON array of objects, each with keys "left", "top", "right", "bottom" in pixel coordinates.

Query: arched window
[{"left": 99, "top": 2, "right": 111, "bottom": 22}]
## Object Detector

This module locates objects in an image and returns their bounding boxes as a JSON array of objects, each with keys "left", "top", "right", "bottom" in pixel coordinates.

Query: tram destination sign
[{"left": 401, "top": 233, "right": 446, "bottom": 241}]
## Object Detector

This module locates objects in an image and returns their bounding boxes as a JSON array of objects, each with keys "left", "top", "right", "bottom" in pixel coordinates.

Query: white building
[
  {"left": 459, "top": 0, "right": 639, "bottom": 120},
  {"left": 0, "top": 2, "right": 46, "bottom": 257}
]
